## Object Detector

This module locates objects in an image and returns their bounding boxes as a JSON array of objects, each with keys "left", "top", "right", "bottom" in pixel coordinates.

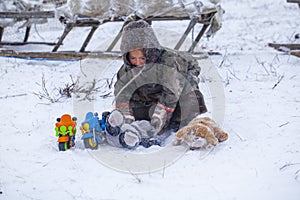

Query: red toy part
[
  {"left": 56, "top": 114, "right": 77, "bottom": 130},
  {"left": 57, "top": 135, "right": 69, "bottom": 143}
]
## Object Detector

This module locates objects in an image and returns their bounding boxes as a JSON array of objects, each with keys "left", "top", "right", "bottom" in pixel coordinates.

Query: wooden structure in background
[
  {"left": 0, "top": 8, "right": 218, "bottom": 60},
  {"left": 0, "top": 11, "right": 56, "bottom": 45},
  {"left": 53, "top": 9, "right": 216, "bottom": 53}
]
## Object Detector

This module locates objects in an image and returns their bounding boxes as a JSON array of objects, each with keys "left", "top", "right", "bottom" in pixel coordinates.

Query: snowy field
[{"left": 0, "top": 0, "right": 300, "bottom": 200}]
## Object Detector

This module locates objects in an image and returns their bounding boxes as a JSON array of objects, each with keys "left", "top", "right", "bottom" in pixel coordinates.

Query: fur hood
[
  {"left": 120, "top": 20, "right": 161, "bottom": 54},
  {"left": 120, "top": 20, "right": 162, "bottom": 68}
]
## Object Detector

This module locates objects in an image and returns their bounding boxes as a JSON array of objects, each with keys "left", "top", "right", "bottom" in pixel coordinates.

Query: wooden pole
[
  {"left": 52, "top": 23, "right": 74, "bottom": 52},
  {"left": 0, "top": 11, "right": 55, "bottom": 18},
  {"left": 23, "top": 25, "right": 31, "bottom": 42},
  {"left": 80, "top": 25, "right": 98, "bottom": 52},
  {"left": 106, "top": 21, "right": 130, "bottom": 52},
  {"left": 188, "top": 24, "right": 209, "bottom": 53},
  {"left": 174, "top": 18, "right": 198, "bottom": 50},
  {"left": 0, "top": 27, "right": 4, "bottom": 42}
]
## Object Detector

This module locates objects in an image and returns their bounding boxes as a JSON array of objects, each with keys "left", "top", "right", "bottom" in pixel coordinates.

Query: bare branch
[
  {"left": 224, "top": 72, "right": 230, "bottom": 87},
  {"left": 255, "top": 56, "right": 270, "bottom": 75},
  {"left": 280, "top": 162, "right": 300, "bottom": 171},
  {"left": 99, "top": 92, "right": 112, "bottom": 98},
  {"left": 295, "top": 169, "right": 300, "bottom": 181},
  {"left": 107, "top": 73, "right": 116, "bottom": 89},
  {"left": 279, "top": 122, "right": 289, "bottom": 128},
  {"left": 32, "top": 74, "right": 61, "bottom": 103},
  {"left": 218, "top": 50, "right": 227, "bottom": 68},
  {"left": 227, "top": 68, "right": 240, "bottom": 81},
  {"left": 127, "top": 169, "right": 142, "bottom": 183},
  {"left": 272, "top": 75, "right": 284, "bottom": 89},
  {"left": 33, "top": 74, "right": 114, "bottom": 103},
  {"left": 74, "top": 78, "right": 113, "bottom": 101},
  {"left": 271, "top": 54, "right": 280, "bottom": 66},
  {"left": 162, "top": 160, "right": 166, "bottom": 178},
  {"left": 0, "top": 93, "right": 27, "bottom": 99}
]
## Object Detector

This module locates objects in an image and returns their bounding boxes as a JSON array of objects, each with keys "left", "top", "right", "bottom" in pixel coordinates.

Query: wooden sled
[{"left": 0, "top": 9, "right": 218, "bottom": 60}]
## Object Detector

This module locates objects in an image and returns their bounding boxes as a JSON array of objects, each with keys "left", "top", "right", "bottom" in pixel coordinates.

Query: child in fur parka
[{"left": 113, "top": 20, "right": 207, "bottom": 139}]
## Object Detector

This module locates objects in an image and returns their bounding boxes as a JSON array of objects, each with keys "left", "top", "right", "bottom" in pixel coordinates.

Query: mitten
[
  {"left": 131, "top": 120, "right": 156, "bottom": 138},
  {"left": 105, "top": 109, "right": 141, "bottom": 149},
  {"left": 119, "top": 123, "right": 141, "bottom": 149},
  {"left": 116, "top": 102, "right": 135, "bottom": 123},
  {"left": 105, "top": 109, "right": 124, "bottom": 136},
  {"left": 151, "top": 103, "right": 174, "bottom": 134}
]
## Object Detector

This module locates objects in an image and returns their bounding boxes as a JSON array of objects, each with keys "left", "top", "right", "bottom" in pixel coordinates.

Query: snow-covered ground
[{"left": 1, "top": 0, "right": 300, "bottom": 199}]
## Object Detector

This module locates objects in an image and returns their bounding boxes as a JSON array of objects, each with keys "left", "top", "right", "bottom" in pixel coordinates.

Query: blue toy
[{"left": 80, "top": 111, "right": 110, "bottom": 149}]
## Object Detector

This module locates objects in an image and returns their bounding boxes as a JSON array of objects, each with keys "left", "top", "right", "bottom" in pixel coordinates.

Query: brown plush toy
[{"left": 173, "top": 117, "right": 228, "bottom": 150}]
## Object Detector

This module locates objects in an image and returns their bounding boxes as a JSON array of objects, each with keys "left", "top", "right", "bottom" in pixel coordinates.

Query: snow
[{"left": 1, "top": 0, "right": 300, "bottom": 199}]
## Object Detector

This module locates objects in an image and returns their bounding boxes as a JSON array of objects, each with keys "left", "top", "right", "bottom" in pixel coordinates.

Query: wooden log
[
  {"left": 75, "top": 18, "right": 101, "bottom": 27},
  {"left": 0, "top": 11, "right": 55, "bottom": 19},
  {"left": 287, "top": 0, "right": 300, "bottom": 8},
  {"left": 0, "top": 41, "right": 56, "bottom": 46},
  {"left": 268, "top": 43, "right": 300, "bottom": 50},
  {"left": 0, "top": 50, "right": 209, "bottom": 60},
  {"left": 72, "top": 12, "right": 216, "bottom": 27},
  {"left": 287, "top": 0, "right": 300, "bottom": 3},
  {"left": 291, "top": 51, "right": 300, "bottom": 58},
  {"left": 42, "top": 0, "right": 67, "bottom": 7},
  {"left": 0, "top": 50, "right": 123, "bottom": 60}
]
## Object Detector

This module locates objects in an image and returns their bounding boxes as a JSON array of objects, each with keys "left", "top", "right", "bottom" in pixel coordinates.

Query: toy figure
[
  {"left": 80, "top": 111, "right": 110, "bottom": 150},
  {"left": 55, "top": 114, "right": 77, "bottom": 151}
]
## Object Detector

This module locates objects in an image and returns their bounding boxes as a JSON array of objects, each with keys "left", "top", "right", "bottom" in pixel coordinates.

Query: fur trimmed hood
[
  {"left": 120, "top": 20, "right": 161, "bottom": 55},
  {"left": 120, "top": 20, "right": 162, "bottom": 68}
]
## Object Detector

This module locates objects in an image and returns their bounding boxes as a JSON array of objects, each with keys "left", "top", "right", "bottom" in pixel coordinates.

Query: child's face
[{"left": 128, "top": 49, "right": 146, "bottom": 68}]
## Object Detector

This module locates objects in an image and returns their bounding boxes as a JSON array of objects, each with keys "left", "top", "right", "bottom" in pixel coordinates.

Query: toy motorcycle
[
  {"left": 55, "top": 114, "right": 77, "bottom": 151},
  {"left": 80, "top": 111, "right": 110, "bottom": 150}
]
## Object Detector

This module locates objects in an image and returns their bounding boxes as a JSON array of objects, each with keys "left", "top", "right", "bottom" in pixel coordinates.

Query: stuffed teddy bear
[{"left": 173, "top": 117, "right": 228, "bottom": 150}]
